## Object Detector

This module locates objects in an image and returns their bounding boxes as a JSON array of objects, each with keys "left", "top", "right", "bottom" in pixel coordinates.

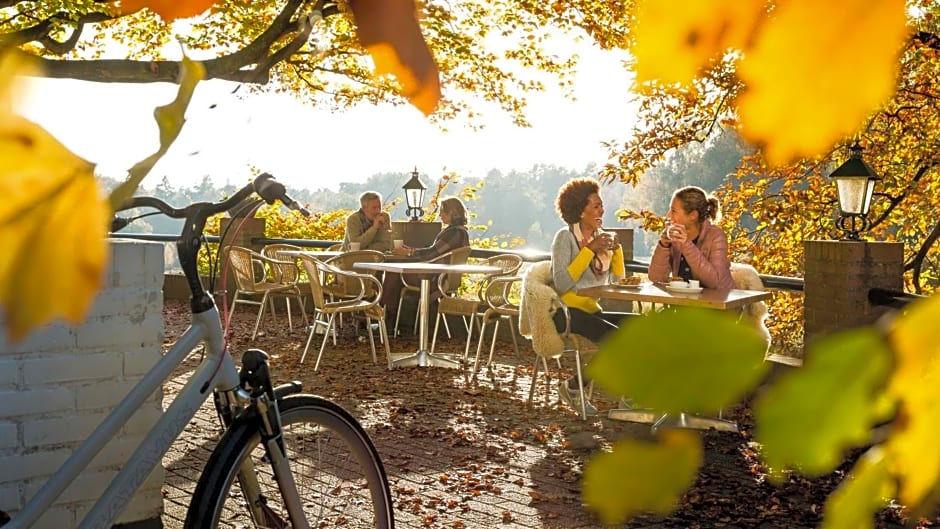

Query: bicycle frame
[
  {"left": 10, "top": 175, "right": 312, "bottom": 529},
  {"left": 8, "top": 307, "right": 239, "bottom": 529}
]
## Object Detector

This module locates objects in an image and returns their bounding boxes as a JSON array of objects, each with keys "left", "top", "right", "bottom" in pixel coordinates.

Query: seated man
[{"left": 343, "top": 191, "right": 392, "bottom": 252}]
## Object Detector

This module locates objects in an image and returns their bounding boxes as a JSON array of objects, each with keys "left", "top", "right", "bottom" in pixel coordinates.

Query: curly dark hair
[{"left": 555, "top": 178, "right": 600, "bottom": 225}]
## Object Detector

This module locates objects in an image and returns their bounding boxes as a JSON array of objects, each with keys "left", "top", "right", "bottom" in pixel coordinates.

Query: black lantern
[
  {"left": 829, "top": 142, "right": 880, "bottom": 240},
  {"left": 403, "top": 167, "right": 427, "bottom": 221}
]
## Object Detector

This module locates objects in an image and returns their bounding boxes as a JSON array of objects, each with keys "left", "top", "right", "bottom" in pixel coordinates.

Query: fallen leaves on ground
[{"left": 162, "top": 300, "right": 931, "bottom": 529}]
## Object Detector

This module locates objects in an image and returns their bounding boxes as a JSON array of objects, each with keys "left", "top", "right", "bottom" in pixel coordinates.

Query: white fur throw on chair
[
  {"left": 519, "top": 261, "right": 566, "bottom": 359},
  {"left": 730, "top": 262, "right": 772, "bottom": 350}
]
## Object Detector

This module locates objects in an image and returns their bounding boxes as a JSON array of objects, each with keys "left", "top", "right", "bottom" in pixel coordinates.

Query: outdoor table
[
  {"left": 577, "top": 282, "right": 772, "bottom": 432},
  {"left": 354, "top": 262, "right": 502, "bottom": 369}
]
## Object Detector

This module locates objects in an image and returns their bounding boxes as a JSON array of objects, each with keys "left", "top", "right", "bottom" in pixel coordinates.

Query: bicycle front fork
[{"left": 212, "top": 349, "right": 309, "bottom": 529}]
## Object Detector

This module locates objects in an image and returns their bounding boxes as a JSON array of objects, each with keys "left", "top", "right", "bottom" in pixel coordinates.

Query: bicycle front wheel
[{"left": 186, "top": 394, "right": 393, "bottom": 529}]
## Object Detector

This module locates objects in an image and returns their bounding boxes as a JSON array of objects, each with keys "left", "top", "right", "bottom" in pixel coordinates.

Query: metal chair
[
  {"left": 394, "top": 246, "right": 472, "bottom": 337},
  {"left": 518, "top": 261, "right": 598, "bottom": 420},
  {"left": 297, "top": 255, "right": 390, "bottom": 371},
  {"left": 226, "top": 246, "right": 307, "bottom": 340},
  {"left": 430, "top": 253, "right": 522, "bottom": 360}
]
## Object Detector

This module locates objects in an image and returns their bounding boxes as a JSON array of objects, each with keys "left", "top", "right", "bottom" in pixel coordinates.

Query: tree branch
[{"left": 5, "top": 0, "right": 323, "bottom": 85}]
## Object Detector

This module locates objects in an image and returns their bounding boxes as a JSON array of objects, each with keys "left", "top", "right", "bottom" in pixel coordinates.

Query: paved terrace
[{"left": 158, "top": 299, "right": 769, "bottom": 529}]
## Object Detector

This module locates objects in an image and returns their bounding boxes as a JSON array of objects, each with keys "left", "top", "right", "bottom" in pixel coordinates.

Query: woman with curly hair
[
  {"left": 648, "top": 186, "right": 734, "bottom": 289},
  {"left": 551, "top": 178, "right": 632, "bottom": 415}
]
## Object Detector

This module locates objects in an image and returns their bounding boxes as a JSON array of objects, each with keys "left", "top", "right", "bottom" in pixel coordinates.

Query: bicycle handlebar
[
  {"left": 114, "top": 173, "right": 309, "bottom": 220},
  {"left": 111, "top": 173, "right": 309, "bottom": 313}
]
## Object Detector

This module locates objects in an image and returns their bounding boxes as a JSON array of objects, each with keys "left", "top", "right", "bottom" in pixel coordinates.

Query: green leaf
[
  {"left": 583, "top": 431, "right": 702, "bottom": 524},
  {"left": 754, "top": 328, "right": 893, "bottom": 478},
  {"left": 586, "top": 307, "right": 769, "bottom": 414},
  {"left": 821, "top": 448, "right": 893, "bottom": 529},
  {"left": 108, "top": 56, "right": 206, "bottom": 211}
]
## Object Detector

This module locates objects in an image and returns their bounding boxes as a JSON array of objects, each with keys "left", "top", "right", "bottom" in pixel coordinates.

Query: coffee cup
[
  {"left": 393, "top": 239, "right": 404, "bottom": 249},
  {"left": 349, "top": 242, "right": 361, "bottom": 251},
  {"left": 688, "top": 280, "right": 700, "bottom": 289},
  {"left": 669, "top": 280, "right": 688, "bottom": 288}
]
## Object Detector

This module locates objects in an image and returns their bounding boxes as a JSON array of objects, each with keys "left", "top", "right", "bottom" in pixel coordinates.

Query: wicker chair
[
  {"left": 430, "top": 253, "right": 522, "bottom": 360},
  {"left": 226, "top": 246, "right": 307, "bottom": 340},
  {"left": 468, "top": 274, "right": 523, "bottom": 380},
  {"left": 297, "top": 255, "right": 390, "bottom": 371},
  {"left": 260, "top": 243, "right": 309, "bottom": 328}
]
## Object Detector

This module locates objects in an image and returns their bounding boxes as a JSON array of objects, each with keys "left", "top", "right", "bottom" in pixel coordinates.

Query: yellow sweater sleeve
[
  {"left": 566, "top": 247, "right": 595, "bottom": 282},
  {"left": 559, "top": 247, "right": 624, "bottom": 314}
]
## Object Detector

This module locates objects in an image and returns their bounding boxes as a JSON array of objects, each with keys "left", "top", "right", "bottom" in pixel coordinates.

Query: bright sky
[{"left": 17, "top": 43, "right": 636, "bottom": 192}]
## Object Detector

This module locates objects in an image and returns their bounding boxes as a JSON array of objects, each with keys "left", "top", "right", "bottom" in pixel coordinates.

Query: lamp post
[
  {"left": 403, "top": 167, "right": 427, "bottom": 222},
  {"left": 828, "top": 141, "right": 880, "bottom": 240}
]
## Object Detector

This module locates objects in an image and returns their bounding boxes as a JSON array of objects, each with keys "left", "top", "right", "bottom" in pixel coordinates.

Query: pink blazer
[{"left": 648, "top": 220, "right": 735, "bottom": 289}]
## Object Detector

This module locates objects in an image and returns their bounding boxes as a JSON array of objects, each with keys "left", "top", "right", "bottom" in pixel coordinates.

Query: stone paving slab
[{"left": 158, "top": 303, "right": 658, "bottom": 529}]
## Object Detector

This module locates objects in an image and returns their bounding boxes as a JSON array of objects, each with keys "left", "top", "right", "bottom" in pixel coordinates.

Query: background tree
[
  {"left": 599, "top": 1, "right": 939, "bottom": 355},
  {"left": 0, "top": 0, "right": 630, "bottom": 126}
]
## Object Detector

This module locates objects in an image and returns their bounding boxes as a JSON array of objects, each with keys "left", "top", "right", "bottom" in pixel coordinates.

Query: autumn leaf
[
  {"left": 630, "top": 0, "right": 764, "bottom": 86},
  {"left": 822, "top": 448, "right": 893, "bottom": 529},
  {"left": 0, "top": 116, "right": 106, "bottom": 341},
  {"left": 587, "top": 307, "right": 768, "bottom": 414},
  {"left": 737, "top": 0, "right": 908, "bottom": 165},
  {"left": 583, "top": 430, "right": 701, "bottom": 524},
  {"left": 754, "top": 328, "right": 893, "bottom": 479},
  {"left": 116, "top": 0, "right": 219, "bottom": 21},
  {"left": 349, "top": 0, "right": 441, "bottom": 115},
  {"left": 884, "top": 294, "right": 940, "bottom": 507}
]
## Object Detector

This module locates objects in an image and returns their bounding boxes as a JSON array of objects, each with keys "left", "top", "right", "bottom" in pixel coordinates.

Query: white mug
[
  {"left": 393, "top": 239, "right": 404, "bottom": 249},
  {"left": 688, "top": 279, "right": 700, "bottom": 289},
  {"left": 349, "top": 242, "right": 361, "bottom": 251}
]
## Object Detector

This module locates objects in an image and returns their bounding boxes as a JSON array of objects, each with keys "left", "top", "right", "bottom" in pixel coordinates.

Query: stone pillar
[
  {"left": 803, "top": 240, "right": 903, "bottom": 349},
  {"left": 0, "top": 239, "right": 165, "bottom": 529},
  {"left": 219, "top": 216, "right": 265, "bottom": 253},
  {"left": 391, "top": 221, "right": 442, "bottom": 248}
]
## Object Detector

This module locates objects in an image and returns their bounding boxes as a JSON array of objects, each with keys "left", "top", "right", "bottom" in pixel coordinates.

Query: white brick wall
[{"left": 0, "top": 239, "right": 165, "bottom": 528}]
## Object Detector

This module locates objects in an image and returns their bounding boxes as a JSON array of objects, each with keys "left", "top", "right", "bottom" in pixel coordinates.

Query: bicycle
[{"left": 5, "top": 173, "right": 393, "bottom": 529}]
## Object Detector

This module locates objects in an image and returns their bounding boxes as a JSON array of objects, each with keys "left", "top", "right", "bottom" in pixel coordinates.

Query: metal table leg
[{"left": 389, "top": 277, "right": 462, "bottom": 369}]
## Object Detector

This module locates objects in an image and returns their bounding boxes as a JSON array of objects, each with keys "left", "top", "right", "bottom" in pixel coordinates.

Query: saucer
[{"left": 665, "top": 285, "right": 703, "bottom": 294}]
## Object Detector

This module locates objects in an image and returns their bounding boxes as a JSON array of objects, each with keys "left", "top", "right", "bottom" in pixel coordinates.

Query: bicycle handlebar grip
[{"left": 254, "top": 172, "right": 310, "bottom": 217}]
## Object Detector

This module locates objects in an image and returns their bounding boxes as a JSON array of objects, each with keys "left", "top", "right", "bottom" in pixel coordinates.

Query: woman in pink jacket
[{"left": 648, "top": 186, "right": 735, "bottom": 289}]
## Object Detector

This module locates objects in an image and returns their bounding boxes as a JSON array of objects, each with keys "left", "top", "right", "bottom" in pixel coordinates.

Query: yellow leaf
[
  {"left": 116, "top": 0, "right": 219, "bottom": 21},
  {"left": 583, "top": 430, "right": 701, "bottom": 524},
  {"left": 821, "top": 447, "right": 893, "bottom": 529},
  {"left": 884, "top": 294, "right": 940, "bottom": 506},
  {"left": 349, "top": 0, "right": 441, "bottom": 115},
  {"left": 737, "top": 0, "right": 908, "bottom": 165},
  {"left": 631, "top": 0, "right": 764, "bottom": 85},
  {"left": 754, "top": 328, "right": 892, "bottom": 478},
  {"left": 0, "top": 115, "right": 106, "bottom": 341}
]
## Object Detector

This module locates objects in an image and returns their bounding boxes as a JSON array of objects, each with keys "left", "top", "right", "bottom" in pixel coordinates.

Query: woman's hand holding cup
[
  {"left": 667, "top": 223, "right": 687, "bottom": 244},
  {"left": 590, "top": 231, "right": 615, "bottom": 252}
]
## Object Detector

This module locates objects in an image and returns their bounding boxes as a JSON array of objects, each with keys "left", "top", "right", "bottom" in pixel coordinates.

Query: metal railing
[{"left": 111, "top": 233, "right": 806, "bottom": 292}]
